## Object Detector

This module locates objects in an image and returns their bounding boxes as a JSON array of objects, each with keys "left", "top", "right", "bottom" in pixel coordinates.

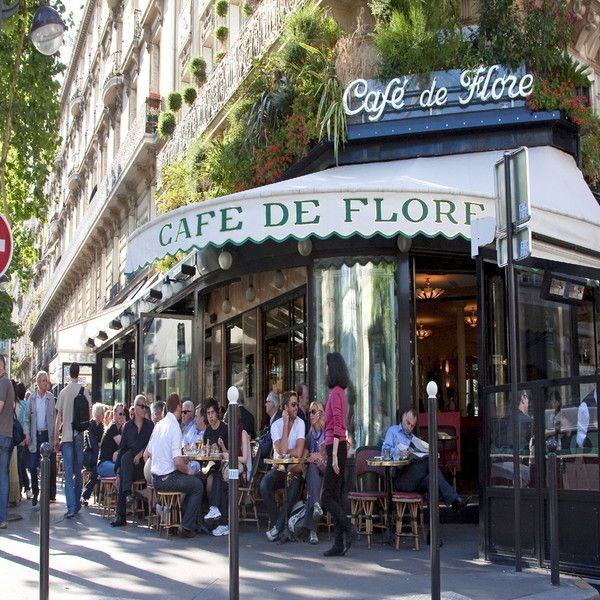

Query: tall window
[{"left": 314, "top": 259, "right": 397, "bottom": 450}]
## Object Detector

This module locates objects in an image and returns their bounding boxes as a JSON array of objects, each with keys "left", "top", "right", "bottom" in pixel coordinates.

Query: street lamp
[{"left": 1, "top": 2, "right": 67, "bottom": 56}]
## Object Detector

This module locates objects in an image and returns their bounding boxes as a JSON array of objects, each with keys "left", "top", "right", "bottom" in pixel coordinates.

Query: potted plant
[
  {"left": 215, "top": 25, "right": 229, "bottom": 43},
  {"left": 167, "top": 91, "right": 183, "bottom": 112},
  {"left": 215, "top": 0, "right": 229, "bottom": 18},
  {"left": 190, "top": 57, "right": 207, "bottom": 87},
  {"left": 158, "top": 111, "right": 176, "bottom": 138},
  {"left": 242, "top": 1, "right": 253, "bottom": 17},
  {"left": 183, "top": 86, "right": 197, "bottom": 106},
  {"left": 215, "top": 51, "right": 226, "bottom": 63}
]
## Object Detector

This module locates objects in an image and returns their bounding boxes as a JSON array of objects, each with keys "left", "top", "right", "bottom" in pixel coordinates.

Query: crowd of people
[{"left": 0, "top": 352, "right": 471, "bottom": 557}]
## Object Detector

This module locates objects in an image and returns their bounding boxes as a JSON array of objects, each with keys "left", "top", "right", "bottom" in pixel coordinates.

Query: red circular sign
[{"left": 0, "top": 214, "right": 13, "bottom": 278}]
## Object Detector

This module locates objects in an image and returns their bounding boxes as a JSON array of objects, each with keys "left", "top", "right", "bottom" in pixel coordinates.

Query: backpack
[
  {"left": 71, "top": 386, "right": 90, "bottom": 433},
  {"left": 287, "top": 501, "right": 307, "bottom": 536}
]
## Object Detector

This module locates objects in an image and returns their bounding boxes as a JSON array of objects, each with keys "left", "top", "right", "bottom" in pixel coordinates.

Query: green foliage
[
  {"left": 0, "top": 290, "right": 20, "bottom": 340},
  {"left": 190, "top": 56, "right": 207, "bottom": 86},
  {"left": 158, "top": 111, "right": 176, "bottom": 138},
  {"left": 242, "top": 1, "right": 253, "bottom": 16},
  {"left": 216, "top": 51, "right": 226, "bottom": 62},
  {"left": 0, "top": 1, "right": 65, "bottom": 286},
  {"left": 215, "top": 25, "right": 229, "bottom": 42},
  {"left": 215, "top": 0, "right": 229, "bottom": 18},
  {"left": 167, "top": 91, "right": 183, "bottom": 112},
  {"left": 374, "top": 1, "right": 471, "bottom": 78},
  {"left": 316, "top": 69, "right": 347, "bottom": 162},
  {"left": 182, "top": 86, "right": 198, "bottom": 105}
]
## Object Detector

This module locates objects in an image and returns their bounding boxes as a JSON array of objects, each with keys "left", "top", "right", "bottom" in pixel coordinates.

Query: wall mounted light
[
  {"left": 297, "top": 238, "right": 312, "bottom": 257},
  {"left": 161, "top": 276, "right": 174, "bottom": 300},
  {"left": 397, "top": 235, "right": 412, "bottom": 253},
  {"left": 245, "top": 274, "right": 256, "bottom": 302},
  {"left": 272, "top": 269, "right": 285, "bottom": 289},
  {"left": 218, "top": 250, "right": 232, "bottom": 270},
  {"left": 120, "top": 310, "right": 134, "bottom": 328},
  {"left": 222, "top": 285, "right": 232, "bottom": 314}
]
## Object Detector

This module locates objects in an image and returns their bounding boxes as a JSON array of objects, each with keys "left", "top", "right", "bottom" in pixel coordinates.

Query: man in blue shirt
[{"left": 382, "top": 408, "right": 469, "bottom": 511}]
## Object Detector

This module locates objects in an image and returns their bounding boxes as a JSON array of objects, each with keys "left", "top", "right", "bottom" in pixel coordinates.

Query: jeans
[
  {"left": 153, "top": 471, "right": 204, "bottom": 531},
  {"left": 302, "top": 463, "right": 324, "bottom": 532},
  {"left": 321, "top": 442, "right": 350, "bottom": 547},
  {"left": 61, "top": 433, "right": 84, "bottom": 514},
  {"left": 0, "top": 435, "right": 11, "bottom": 523},
  {"left": 29, "top": 431, "right": 57, "bottom": 499},
  {"left": 259, "top": 467, "right": 304, "bottom": 532},
  {"left": 97, "top": 461, "right": 117, "bottom": 478}
]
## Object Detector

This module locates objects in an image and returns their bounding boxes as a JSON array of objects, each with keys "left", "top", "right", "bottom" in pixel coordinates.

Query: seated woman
[
  {"left": 303, "top": 401, "right": 326, "bottom": 544},
  {"left": 97, "top": 403, "right": 126, "bottom": 478},
  {"left": 81, "top": 402, "right": 105, "bottom": 504}
]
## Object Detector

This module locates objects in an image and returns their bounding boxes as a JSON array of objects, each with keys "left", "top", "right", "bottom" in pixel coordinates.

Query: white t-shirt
[
  {"left": 148, "top": 412, "right": 182, "bottom": 476},
  {"left": 271, "top": 416, "right": 305, "bottom": 459}
]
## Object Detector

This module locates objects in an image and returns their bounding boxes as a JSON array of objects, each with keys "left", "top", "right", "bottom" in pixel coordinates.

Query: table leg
[
  {"left": 383, "top": 465, "right": 394, "bottom": 544},
  {"left": 278, "top": 465, "right": 291, "bottom": 544}
]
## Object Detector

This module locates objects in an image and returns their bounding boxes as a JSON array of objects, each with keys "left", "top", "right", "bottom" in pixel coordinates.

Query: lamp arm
[{"left": 1, "top": 1, "right": 21, "bottom": 23}]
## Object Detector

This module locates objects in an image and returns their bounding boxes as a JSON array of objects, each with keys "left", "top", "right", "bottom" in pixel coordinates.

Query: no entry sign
[{"left": 0, "top": 214, "right": 13, "bottom": 278}]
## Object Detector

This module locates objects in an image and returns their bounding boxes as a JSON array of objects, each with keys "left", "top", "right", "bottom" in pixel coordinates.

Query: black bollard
[
  {"left": 227, "top": 386, "right": 239, "bottom": 600},
  {"left": 427, "top": 382, "right": 440, "bottom": 600},
  {"left": 40, "top": 442, "right": 51, "bottom": 600},
  {"left": 546, "top": 439, "right": 560, "bottom": 586}
]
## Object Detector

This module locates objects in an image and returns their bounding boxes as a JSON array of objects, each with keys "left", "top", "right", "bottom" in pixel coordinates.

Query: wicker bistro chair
[
  {"left": 99, "top": 477, "right": 118, "bottom": 519},
  {"left": 392, "top": 491, "right": 425, "bottom": 550},
  {"left": 156, "top": 491, "right": 182, "bottom": 537},
  {"left": 347, "top": 446, "right": 388, "bottom": 549},
  {"left": 238, "top": 456, "right": 261, "bottom": 531}
]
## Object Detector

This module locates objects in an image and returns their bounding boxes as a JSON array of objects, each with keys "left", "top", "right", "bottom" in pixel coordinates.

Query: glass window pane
[
  {"left": 577, "top": 297, "right": 597, "bottom": 376},
  {"left": 242, "top": 310, "right": 257, "bottom": 404},
  {"left": 227, "top": 319, "right": 244, "bottom": 391},
  {"left": 486, "top": 274, "right": 508, "bottom": 386},
  {"left": 489, "top": 390, "right": 533, "bottom": 488},
  {"left": 265, "top": 304, "right": 289, "bottom": 337},
  {"left": 143, "top": 317, "right": 192, "bottom": 404},
  {"left": 314, "top": 260, "right": 397, "bottom": 451}
]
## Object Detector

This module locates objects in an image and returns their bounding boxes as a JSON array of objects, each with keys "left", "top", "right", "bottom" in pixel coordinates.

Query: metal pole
[
  {"left": 39, "top": 442, "right": 51, "bottom": 600},
  {"left": 546, "top": 440, "right": 560, "bottom": 586},
  {"left": 227, "top": 386, "right": 239, "bottom": 600},
  {"left": 427, "top": 381, "right": 440, "bottom": 600},
  {"left": 504, "top": 152, "right": 522, "bottom": 572}
]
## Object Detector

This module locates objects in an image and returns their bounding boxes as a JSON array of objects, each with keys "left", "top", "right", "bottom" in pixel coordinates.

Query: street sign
[
  {"left": 495, "top": 147, "right": 531, "bottom": 233},
  {"left": 497, "top": 226, "right": 531, "bottom": 267},
  {"left": 0, "top": 214, "right": 13, "bottom": 278},
  {"left": 470, "top": 216, "right": 496, "bottom": 258}
]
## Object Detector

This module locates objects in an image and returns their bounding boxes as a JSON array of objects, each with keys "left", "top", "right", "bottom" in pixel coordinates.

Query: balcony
[
  {"left": 70, "top": 88, "right": 84, "bottom": 117},
  {"left": 67, "top": 163, "right": 81, "bottom": 191},
  {"left": 157, "top": 0, "right": 305, "bottom": 174},
  {"left": 102, "top": 51, "right": 123, "bottom": 108}
]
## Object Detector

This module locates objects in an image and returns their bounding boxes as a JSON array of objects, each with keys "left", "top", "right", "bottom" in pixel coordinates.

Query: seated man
[
  {"left": 259, "top": 390, "right": 305, "bottom": 542},
  {"left": 111, "top": 395, "right": 154, "bottom": 527},
  {"left": 184, "top": 406, "right": 207, "bottom": 474},
  {"left": 151, "top": 400, "right": 165, "bottom": 424},
  {"left": 147, "top": 392, "right": 204, "bottom": 538},
  {"left": 181, "top": 400, "right": 195, "bottom": 436},
  {"left": 202, "top": 399, "right": 228, "bottom": 521},
  {"left": 382, "top": 408, "right": 469, "bottom": 511}
]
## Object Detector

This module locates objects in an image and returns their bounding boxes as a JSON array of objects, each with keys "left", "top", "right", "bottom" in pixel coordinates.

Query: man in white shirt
[
  {"left": 259, "top": 391, "right": 305, "bottom": 542},
  {"left": 147, "top": 393, "right": 204, "bottom": 538}
]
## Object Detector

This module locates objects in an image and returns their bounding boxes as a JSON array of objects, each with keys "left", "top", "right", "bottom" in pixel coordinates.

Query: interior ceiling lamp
[
  {"left": 416, "top": 277, "right": 445, "bottom": 300},
  {"left": 30, "top": 3, "right": 67, "bottom": 55},
  {"left": 218, "top": 250, "right": 232, "bottom": 270},
  {"left": 416, "top": 322, "right": 433, "bottom": 340},
  {"left": 109, "top": 318, "right": 122, "bottom": 330},
  {"left": 97, "top": 330, "right": 108, "bottom": 341},
  {"left": 143, "top": 288, "right": 163, "bottom": 303},
  {"left": 174, "top": 263, "right": 196, "bottom": 281},
  {"left": 464, "top": 309, "right": 479, "bottom": 328}
]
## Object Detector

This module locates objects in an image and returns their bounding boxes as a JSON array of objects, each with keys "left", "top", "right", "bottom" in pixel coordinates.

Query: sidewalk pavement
[{"left": 1, "top": 492, "right": 598, "bottom": 600}]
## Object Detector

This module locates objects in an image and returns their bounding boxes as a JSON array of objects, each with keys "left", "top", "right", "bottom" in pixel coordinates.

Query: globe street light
[{"left": 1, "top": 2, "right": 67, "bottom": 56}]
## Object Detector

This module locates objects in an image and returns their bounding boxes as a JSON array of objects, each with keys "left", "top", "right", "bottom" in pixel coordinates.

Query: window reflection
[{"left": 314, "top": 259, "right": 397, "bottom": 451}]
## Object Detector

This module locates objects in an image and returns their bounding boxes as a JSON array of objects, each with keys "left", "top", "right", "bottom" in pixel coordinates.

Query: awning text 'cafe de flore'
[{"left": 118, "top": 65, "right": 600, "bottom": 575}]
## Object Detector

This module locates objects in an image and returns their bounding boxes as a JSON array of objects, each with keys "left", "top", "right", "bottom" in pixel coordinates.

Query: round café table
[
  {"left": 264, "top": 457, "right": 305, "bottom": 543},
  {"left": 366, "top": 457, "right": 410, "bottom": 543}
]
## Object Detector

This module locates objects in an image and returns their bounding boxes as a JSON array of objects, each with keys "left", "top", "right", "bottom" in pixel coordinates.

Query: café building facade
[{"left": 97, "top": 66, "right": 600, "bottom": 575}]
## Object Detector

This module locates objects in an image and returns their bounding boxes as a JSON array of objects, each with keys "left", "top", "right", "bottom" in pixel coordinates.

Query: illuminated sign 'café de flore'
[{"left": 99, "top": 65, "right": 600, "bottom": 575}]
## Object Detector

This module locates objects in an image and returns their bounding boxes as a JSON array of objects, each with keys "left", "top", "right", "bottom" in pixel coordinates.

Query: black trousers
[
  {"left": 321, "top": 441, "right": 350, "bottom": 546},
  {"left": 116, "top": 450, "right": 145, "bottom": 517}
]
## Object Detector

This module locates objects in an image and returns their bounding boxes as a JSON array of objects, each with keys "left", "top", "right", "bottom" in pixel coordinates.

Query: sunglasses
[
  {"left": 182, "top": 409, "right": 193, "bottom": 414},
  {"left": 310, "top": 409, "right": 319, "bottom": 415},
  {"left": 135, "top": 403, "right": 147, "bottom": 409},
  {"left": 288, "top": 402, "right": 298, "bottom": 408}
]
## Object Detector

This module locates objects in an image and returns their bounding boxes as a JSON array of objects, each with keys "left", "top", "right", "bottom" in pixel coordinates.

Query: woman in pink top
[{"left": 321, "top": 352, "right": 356, "bottom": 557}]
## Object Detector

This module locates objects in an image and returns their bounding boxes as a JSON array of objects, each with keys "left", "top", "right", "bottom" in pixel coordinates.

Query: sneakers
[
  {"left": 266, "top": 525, "right": 280, "bottom": 542},
  {"left": 309, "top": 530, "right": 319, "bottom": 545},
  {"left": 212, "top": 524, "right": 229, "bottom": 536},
  {"left": 0, "top": 521, "right": 7, "bottom": 529},
  {"left": 64, "top": 512, "right": 75, "bottom": 519},
  {"left": 312, "top": 502, "right": 323, "bottom": 519},
  {"left": 204, "top": 506, "right": 222, "bottom": 520},
  {"left": 155, "top": 503, "right": 164, "bottom": 517}
]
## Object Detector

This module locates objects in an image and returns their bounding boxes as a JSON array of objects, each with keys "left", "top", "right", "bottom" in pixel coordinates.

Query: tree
[
  {"left": 0, "top": 1, "right": 65, "bottom": 289},
  {"left": 0, "top": 1, "right": 66, "bottom": 341}
]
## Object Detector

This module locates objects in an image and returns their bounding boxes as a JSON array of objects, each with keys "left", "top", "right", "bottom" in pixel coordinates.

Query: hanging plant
[
  {"left": 215, "top": 50, "right": 226, "bottom": 63},
  {"left": 167, "top": 91, "right": 182, "bottom": 112},
  {"left": 182, "top": 86, "right": 197, "bottom": 106},
  {"left": 215, "top": 25, "right": 229, "bottom": 43},
  {"left": 190, "top": 56, "right": 207, "bottom": 87},
  {"left": 158, "top": 111, "right": 176, "bottom": 138},
  {"left": 215, "top": 0, "right": 229, "bottom": 18},
  {"left": 242, "top": 1, "right": 253, "bottom": 16}
]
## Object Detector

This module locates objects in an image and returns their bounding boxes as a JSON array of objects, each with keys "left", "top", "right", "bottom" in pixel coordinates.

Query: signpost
[
  {"left": 494, "top": 147, "right": 531, "bottom": 573},
  {"left": 0, "top": 213, "right": 13, "bottom": 278}
]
